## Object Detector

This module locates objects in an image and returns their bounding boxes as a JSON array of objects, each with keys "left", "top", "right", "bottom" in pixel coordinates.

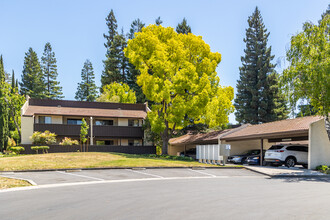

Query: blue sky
[{"left": 0, "top": 0, "right": 328, "bottom": 123}]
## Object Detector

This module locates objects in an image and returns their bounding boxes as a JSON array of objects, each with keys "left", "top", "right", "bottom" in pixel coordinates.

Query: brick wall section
[{"left": 21, "top": 145, "right": 156, "bottom": 155}]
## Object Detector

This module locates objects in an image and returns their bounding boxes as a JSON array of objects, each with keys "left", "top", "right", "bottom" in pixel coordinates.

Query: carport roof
[
  {"left": 221, "top": 116, "right": 322, "bottom": 141},
  {"left": 169, "top": 125, "right": 249, "bottom": 145}
]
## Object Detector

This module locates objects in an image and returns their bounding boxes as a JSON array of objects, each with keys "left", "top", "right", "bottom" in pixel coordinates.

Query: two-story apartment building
[{"left": 21, "top": 98, "right": 150, "bottom": 146}]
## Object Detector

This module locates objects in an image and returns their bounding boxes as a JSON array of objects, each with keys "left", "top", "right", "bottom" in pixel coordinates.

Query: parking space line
[
  {"left": 189, "top": 169, "right": 217, "bottom": 177},
  {"left": 126, "top": 169, "right": 164, "bottom": 178},
  {"left": 56, "top": 171, "right": 105, "bottom": 181}
]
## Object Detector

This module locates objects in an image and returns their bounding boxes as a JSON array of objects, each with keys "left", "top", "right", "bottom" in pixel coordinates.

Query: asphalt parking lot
[
  {"left": 0, "top": 168, "right": 263, "bottom": 185},
  {"left": 1, "top": 168, "right": 330, "bottom": 220}
]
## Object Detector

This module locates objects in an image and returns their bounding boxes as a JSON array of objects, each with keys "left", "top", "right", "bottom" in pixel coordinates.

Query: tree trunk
[{"left": 161, "top": 128, "right": 169, "bottom": 155}]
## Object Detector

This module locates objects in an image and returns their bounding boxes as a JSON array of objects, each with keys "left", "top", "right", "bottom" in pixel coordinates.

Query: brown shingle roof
[
  {"left": 169, "top": 125, "right": 248, "bottom": 145},
  {"left": 221, "top": 116, "right": 322, "bottom": 141},
  {"left": 23, "top": 105, "right": 147, "bottom": 119}
]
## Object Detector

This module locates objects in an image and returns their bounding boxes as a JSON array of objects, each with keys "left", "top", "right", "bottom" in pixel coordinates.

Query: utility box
[
  {"left": 220, "top": 144, "right": 231, "bottom": 156},
  {"left": 196, "top": 144, "right": 229, "bottom": 165},
  {"left": 220, "top": 144, "right": 231, "bottom": 165}
]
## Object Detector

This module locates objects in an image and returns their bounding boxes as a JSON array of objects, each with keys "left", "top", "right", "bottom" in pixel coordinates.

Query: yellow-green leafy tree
[
  {"left": 97, "top": 82, "right": 136, "bottom": 103},
  {"left": 125, "top": 25, "right": 234, "bottom": 154},
  {"left": 281, "top": 13, "right": 330, "bottom": 139}
]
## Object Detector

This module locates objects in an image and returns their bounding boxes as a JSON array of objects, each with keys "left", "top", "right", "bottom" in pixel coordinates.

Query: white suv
[{"left": 264, "top": 144, "right": 308, "bottom": 168}]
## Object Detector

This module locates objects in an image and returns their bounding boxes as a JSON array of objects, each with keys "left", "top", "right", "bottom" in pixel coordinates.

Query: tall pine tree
[
  {"left": 41, "top": 42, "right": 63, "bottom": 99},
  {"left": 101, "top": 9, "right": 126, "bottom": 89},
  {"left": 128, "top": 18, "right": 145, "bottom": 39},
  {"left": 20, "top": 48, "right": 45, "bottom": 99},
  {"left": 75, "top": 60, "right": 98, "bottom": 102},
  {"left": 176, "top": 18, "right": 192, "bottom": 34},
  {"left": 0, "top": 55, "right": 9, "bottom": 151},
  {"left": 11, "top": 70, "right": 15, "bottom": 93},
  {"left": 155, "top": 17, "right": 163, "bottom": 26},
  {"left": 234, "top": 7, "right": 288, "bottom": 124},
  {"left": 127, "top": 19, "right": 146, "bottom": 103}
]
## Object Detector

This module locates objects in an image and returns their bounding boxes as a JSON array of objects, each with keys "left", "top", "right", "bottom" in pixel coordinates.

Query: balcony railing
[{"left": 34, "top": 123, "right": 144, "bottom": 138}]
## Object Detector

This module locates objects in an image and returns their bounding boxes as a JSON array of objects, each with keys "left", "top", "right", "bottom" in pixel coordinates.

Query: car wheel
[
  {"left": 302, "top": 164, "right": 308, "bottom": 169},
  {"left": 285, "top": 157, "right": 296, "bottom": 168},
  {"left": 241, "top": 158, "right": 246, "bottom": 165}
]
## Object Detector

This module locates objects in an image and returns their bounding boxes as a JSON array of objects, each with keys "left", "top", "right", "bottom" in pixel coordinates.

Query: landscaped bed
[
  {"left": 0, "top": 152, "right": 239, "bottom": 171},
  {"left": 0, "top": 176, "right": 31, "bottom": 189}
]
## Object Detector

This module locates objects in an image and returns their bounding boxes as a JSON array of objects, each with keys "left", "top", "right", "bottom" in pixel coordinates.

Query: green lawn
[
  {"left": 0, "top": 177, "right": 31, "bottom": 189},
  {"left": 0, "top": 152, "right": 238, "bottom": 171}
]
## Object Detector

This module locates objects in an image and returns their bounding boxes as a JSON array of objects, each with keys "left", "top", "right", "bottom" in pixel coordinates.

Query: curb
[
  {"left": 0, "top": 175, "right": 37, "bottom": 186},
  {"left": 0, "top": 166, "right": 244, "bottom": 173}
]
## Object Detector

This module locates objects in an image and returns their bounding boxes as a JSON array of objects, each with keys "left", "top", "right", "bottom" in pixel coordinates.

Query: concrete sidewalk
[{"left": 245, "top": 165, "right": 326, "bottom": 177}]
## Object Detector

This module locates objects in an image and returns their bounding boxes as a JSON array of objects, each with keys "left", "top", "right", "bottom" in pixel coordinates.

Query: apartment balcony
[{"left": 34, "top": 124, "right": 144, "bottom": 138}]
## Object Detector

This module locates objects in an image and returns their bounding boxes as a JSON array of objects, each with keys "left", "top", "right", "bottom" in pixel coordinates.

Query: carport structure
[
  {"left": 219, "top": 116, "right": 323, "bottom": 166},
  {"left": 168, "top": 125, "right": 248, "bottom": 156},
  {"left": 169, "top": 116, "right": 329, "bottom": 168}
]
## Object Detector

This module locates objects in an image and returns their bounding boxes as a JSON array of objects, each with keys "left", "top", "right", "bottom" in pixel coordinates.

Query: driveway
[{"left": 0, "top": 168, "right": 261, "bottom": 185}]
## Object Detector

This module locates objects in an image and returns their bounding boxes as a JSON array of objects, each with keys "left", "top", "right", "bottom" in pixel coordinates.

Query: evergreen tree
[
  {"left": 75, "top": 60, "right": 98, "bottom": 102},
  {"left": 176, "top": 18, "right": 192, "bottom": 34},
  {"left": 101, "top": 9, "right": 124, "bottom": 89},
  {"left": 119, "top": 28, "right": 129, "bottom": 84},
  {"left": 267, "top": 72, "right": 289, "bottom": 121},
  {"left": 20, "top": 48, "right": 45, "bottom": 98},
  {"left": 0, "top": 55, "right": 9, "bottom": 151},
  {"left": 41, "top": 42, "right": 63, "bottom": 99},
  {"left": 155, "top": 17, "right": 163, "bottom": 26},
  {"left": 296, "top": 103, "right": 317, "bottom": 117},
  {"left": 128, "top": 18, "right": 145, "bottom": 39},
  {"left": 11, "top": 70, "right": 15, "bottom": 93},
  {"left": 234, "top": 7, "right": 287, "bottom": 124},
  {"left": 127, "top": 19, "right": 146, "bottom": 103}
]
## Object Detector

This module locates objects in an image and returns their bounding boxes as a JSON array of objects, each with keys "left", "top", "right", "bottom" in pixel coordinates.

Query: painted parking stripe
[
  {"left": 126, "top": 169, "right": 164, "bottom": 178},
  {"left": 0, "top": 176, "right": 220, "bottom": 193},
  {"left": 188, "top": 169, "right": 217, "bottom": 177},
  {"left": 56, "top": 171, "right": 105, "bottom": 181}
]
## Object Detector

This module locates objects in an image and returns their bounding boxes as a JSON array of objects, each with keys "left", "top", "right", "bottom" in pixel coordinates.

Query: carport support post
[
  {"left": 90, "top": 117, "right": 93, "bottom": 146},
  {"left": 184, "top": 145, "right": 186, "bottom": 156},
  {"left": 260, "top": 139, "right": 264, "bottom": 166}
]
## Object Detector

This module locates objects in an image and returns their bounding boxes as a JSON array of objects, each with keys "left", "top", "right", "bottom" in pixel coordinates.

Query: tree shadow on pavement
[{"left": 273, "top": 177, "right": 330, "bottom": 183}]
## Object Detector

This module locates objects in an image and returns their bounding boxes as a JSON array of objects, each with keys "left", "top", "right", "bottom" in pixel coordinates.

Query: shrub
[
  {"left": 60, "top": 137, "right": 79, "bottom": 146},
  {"left": 7, "top": 137, "right": 16, "bottom": 148},
  {"left": 316, "top": 165, "right": 330, "bottom": 174},
  {"left": 31, "top": 146, "right": 50, "bottom": 154},
  {"left": 9, "top": 146, "right": 25, "bottom": 155},
  {"left": 31, "top": 130, "right": 56, "bottom": 145},
  {"left": 143, "top": 154, "right": 193, "bottom": 161},
  {"left": 156, "top": 146, "right": 162, "bottom": 155}
]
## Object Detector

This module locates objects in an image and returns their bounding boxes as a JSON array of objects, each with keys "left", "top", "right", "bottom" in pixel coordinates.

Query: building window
[
  {"left": 67, "top": 119, "right": 83, "bottom": 125},
  {"left": 128, "top": 119, "right": 140, "bottom": 127},
  {"left": 95, "top": 120, "right": 114, "bottom": 126},
  {"left": 39, "top": 116, "right": 52, "bottom": 124},
  {"left": 96, "top": 140, "right": 114, "bottom": 145},
  {"left": 128, "top": 139, "right": 141, "bottom": 146}
]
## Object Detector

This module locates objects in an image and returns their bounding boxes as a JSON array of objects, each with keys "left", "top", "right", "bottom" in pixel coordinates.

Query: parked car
[
  {"left": 246, "top": 151, "right": 266, "bottom": 165},
  {"left": 264, "top": 144, "right": 308, "bottom": 168},
  {"left": 227, "top": 149, "right": 261, "bottom": 164},
  {"left": 180, "top": 148, "right": 196, "bottom": 159}
]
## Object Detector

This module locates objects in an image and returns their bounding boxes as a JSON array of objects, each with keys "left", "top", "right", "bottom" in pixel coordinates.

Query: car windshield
[{"left": 269, "top": 145, "right": 284, "bottom": 150}]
